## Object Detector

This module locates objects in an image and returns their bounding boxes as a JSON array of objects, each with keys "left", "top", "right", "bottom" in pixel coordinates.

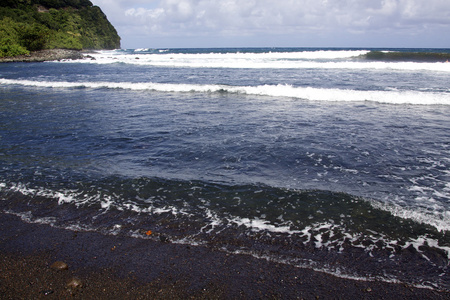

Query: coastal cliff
[{"left": 0, "top": 0, "right": 120, "bottom": 58}]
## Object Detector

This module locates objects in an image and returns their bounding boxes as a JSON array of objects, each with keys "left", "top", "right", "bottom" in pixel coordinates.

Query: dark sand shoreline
[
  {"left": 0, "top": 212, "right": 448, "bottom": 299},
  {"left": 0, "top": 49, "right": 85, "bottom": 63}
]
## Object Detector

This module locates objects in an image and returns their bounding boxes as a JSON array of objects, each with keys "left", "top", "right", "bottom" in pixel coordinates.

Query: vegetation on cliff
[{"left": 0, "top": 0, "right": 120, "bottom": 57}]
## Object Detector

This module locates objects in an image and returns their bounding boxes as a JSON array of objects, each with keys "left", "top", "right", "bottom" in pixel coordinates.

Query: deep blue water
[{"left": 1, "top": 48, "right": 449, "bottom": 289}]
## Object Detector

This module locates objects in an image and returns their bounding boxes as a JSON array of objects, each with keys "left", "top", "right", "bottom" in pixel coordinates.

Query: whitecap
[
  {"left": 59, "top": 50, "right": 450, "bottom": 73},
  {"left": 1, "top": 78, "right": 449, "bottom": 105}
]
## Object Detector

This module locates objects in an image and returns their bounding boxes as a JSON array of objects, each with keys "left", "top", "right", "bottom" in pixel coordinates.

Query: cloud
[{"left": 91, "top": 0, "right": 450, "bottom": 47}]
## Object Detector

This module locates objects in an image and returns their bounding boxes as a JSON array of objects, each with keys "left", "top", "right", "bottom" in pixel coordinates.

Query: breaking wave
[
  {"left": 1, "top": 78, "right": 449, "bottom": 105},
  {"left": 55, "top": 49, "right": 450, "bottom": 72},
  {"left": 1, "top": 178, "right": 449, "bottom": 290}
]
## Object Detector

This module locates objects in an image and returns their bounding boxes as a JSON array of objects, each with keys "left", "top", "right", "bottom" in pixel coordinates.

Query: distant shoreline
[{"left": 0, "top": 49, "right": 87, "bottom": 63}]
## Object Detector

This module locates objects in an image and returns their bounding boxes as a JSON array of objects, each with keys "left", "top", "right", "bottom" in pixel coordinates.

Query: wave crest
[
  {"left": 1, "top": 78, "right": 449, "bottom": 105},
  {"left": 59, "top": 50, "right": 450, "bottom": 72}
]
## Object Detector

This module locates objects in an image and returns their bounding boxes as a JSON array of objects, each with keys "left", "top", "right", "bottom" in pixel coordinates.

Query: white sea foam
[
  {"left": 371, "top": 200, "right": 450, "bottom": 233},
  {"left": 65, "top": 50, "right": 450, "bottom": 72},
  {"left": 5, "top": 182, "right": 98, "bottom": 207},
  {"left": 3, "top": 207, "right": 442, "bottom": 290},
  {"left": 1, "top": 78, "right": 449, "bottom": 105},
  {"left": 406, "top": 236, "right": 450, "bottom": 260},
  {"left": 4, "top": 210, "right": 57, "bottom": 225},
  {"left": 91, "top": 49, "right": 370, "bottom": 61},
  {"left": 5, "top": 179, "right": 448, "bottom": 235},
  {"left": 229, "top": 216, "right": 300, "bottom": 234},
  {"left": 134, "top": 48, "right": 150, "bottom": 52},
  {"left": 2, "top": 181, "right": 450, "bottom": 289},
  {"left": 223, "top": 248, "right": 432, "bottom": 290}
]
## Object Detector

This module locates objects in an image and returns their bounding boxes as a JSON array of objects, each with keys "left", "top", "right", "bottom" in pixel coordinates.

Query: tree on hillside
[
  {"left": 0, "top": 17, "right": 29, "bottom": 57},
  {"left": 0, "top": 0, "right": 119, "bottom": 57},
  {"left": 18, "top": 23, "right": 48, "bottom": 51}
]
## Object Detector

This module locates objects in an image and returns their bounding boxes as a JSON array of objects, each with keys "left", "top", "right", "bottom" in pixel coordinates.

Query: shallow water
[{"left": 1, "top": 48, "right": 449, "bottom": 289}]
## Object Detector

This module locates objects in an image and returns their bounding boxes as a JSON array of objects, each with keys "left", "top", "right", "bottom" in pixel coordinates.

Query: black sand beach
[{"left": 0, "top": 212, "right": 448, "bottom": 299}]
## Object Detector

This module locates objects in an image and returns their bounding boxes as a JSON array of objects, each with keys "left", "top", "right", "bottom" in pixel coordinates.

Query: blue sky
[{"left": 91, "top": 0, "right": 450, "bottom": 49}]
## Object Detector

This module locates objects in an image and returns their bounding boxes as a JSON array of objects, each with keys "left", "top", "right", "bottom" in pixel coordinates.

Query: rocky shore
[
  {"left": 0, "top": 212, "right": 448, "bottom": 299},
  {"left": 0, "top": 49, "right": 85, "bottom": 63}
]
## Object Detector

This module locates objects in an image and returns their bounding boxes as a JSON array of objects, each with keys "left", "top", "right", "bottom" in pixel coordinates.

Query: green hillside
[{"left": 0, "top": 0, "right": 120, "bottom": 57}]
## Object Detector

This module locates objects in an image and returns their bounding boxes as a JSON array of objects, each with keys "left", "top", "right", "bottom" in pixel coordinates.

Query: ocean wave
[
  {"left": 1, "top": 178, "right": 448, "bottom": 241},
  {"left": 93, "top": 49, "right": 370, "bottom": 59},
  {"left": 360, "top": 51, "right": 450, "bottom": 62},
  {"left": 55, "top": 50, "right": 450, "bottom": 72},
  {"left": 371, "top": 200, "right": 450, "bottom": 234},
  {"left": 1, "top": 78, "right": 449, "bottom": 105},
  {"left": 1, "top": 178, "right": 449, "bottom": 290}
]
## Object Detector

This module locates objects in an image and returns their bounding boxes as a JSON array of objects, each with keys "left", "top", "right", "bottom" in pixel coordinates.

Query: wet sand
[{"left": 0, "top": 212, "right": 448, "bottom": 299}]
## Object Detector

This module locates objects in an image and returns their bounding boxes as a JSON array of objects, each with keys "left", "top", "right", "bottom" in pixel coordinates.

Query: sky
[{"left": 90, "top": 0, "right": 450, "bottom": 49}]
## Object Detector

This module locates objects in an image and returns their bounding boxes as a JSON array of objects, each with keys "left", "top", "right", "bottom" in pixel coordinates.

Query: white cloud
[{"left": 91, "top": 0, "right": 450, "bottom": 48}]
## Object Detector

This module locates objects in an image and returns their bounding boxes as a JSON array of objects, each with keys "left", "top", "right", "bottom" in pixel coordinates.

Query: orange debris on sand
[{"left": 145, "top": 230, "right": 152, "bottom": 236}]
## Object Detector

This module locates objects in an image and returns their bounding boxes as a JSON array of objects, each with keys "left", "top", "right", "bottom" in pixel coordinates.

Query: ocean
[{"left": 0, "top": 48, "right": 449, "bottom": 290}]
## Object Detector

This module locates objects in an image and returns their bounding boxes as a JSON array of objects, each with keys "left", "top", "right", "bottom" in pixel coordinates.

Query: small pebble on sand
[
  {"left": 67, "top": 277, "right": 83, "bottom": 292},
  {"left": 50, "top": 261, "right": 69, "bottom": 270}
]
